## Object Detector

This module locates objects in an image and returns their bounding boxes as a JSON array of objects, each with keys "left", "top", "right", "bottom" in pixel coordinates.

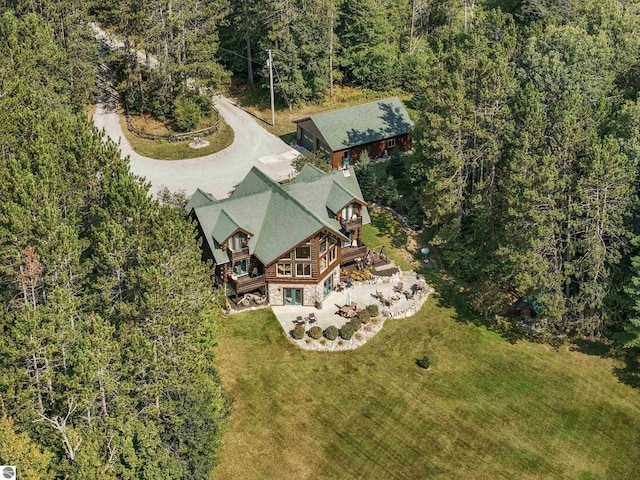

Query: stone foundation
[{"left": 267, "top": 266, "right": 340, "bottom": 306}]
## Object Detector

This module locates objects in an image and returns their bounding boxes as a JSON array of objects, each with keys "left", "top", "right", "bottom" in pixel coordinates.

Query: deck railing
[
  {"left": 340, "top": 245, "right": 367, "bottom": 264},
  {"left": 341, "top": 216, "right": 363, "bottom": 232},
  {"left": 231, "top": 274, "right": 265, "bottom": 294}
]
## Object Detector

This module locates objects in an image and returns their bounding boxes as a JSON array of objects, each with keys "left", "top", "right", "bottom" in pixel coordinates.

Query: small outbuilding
[{"left": 294, "top": 97, "right": 414, "bottom": 169}]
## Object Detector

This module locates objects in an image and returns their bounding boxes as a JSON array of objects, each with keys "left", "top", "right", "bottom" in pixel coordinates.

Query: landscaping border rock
[{"left": 286, "top": 284, "right": 434, "bottom": 351}]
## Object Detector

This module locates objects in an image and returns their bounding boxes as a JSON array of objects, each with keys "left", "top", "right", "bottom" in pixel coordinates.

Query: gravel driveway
[{"left": 93, "top": 94, "right": 299, "bottom": 198}]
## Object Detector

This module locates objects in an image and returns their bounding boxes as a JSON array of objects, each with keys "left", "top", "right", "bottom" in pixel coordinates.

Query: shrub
[
  {"left": 416, "top": 356, "right": 430, "bottom": 369},
  {"left": 366, "top": 304, "right": 379, "bottom": 317},
  {"left": 357, "top": 310, "right": 370, "bottom": 324},
  {"left": 323, "top": 325, "right": 339, "bottom": 340},
  {"left": 355, "top": 333, "right": 363, "bottom": 341},
  {"left": 174, "top": 96, "right": 202, "bottom": 131},
  {"left": 340, "top": 323, "right": 354, "bottom": 340},
  {"left": 308, "top": 326, "right": 322, "bottom": 339},
  {"left": 305, "top": 338, "right": 312, "bottom": 344},
  {"left": 292, "top": 325, "right": 305, "bottom": 340},
  {"left": 320, "top": 339, "right": 327, "bottom": 346},
  {"left": 338, "top": 340, "right": 344, "bottom": 346},
  {"left": 350, "top": 317, "right": 362, "bottom": 331}
]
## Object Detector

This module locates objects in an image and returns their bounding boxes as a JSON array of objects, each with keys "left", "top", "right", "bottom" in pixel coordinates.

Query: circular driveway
[{"left": 93, "top": 95, "right": 299, "bottom": 199}]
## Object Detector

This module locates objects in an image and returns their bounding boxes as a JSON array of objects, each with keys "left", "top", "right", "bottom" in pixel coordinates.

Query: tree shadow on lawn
[
  {"left": 370, "top": 210, "right": 408, "bottom": 250},
  {"left": 570, "top": 337, "right": 640, "bottom": 390},
  {"left": 423, "top": 257, "right": 640, "bottom": 390}
]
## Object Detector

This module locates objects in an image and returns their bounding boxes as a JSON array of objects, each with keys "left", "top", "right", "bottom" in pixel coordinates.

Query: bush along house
[
  {"left": 293, "top": 96, "right": 414, "bottom": 169},
  {"left": 185, "top": 164, "right": 371, "bottom": 306}
]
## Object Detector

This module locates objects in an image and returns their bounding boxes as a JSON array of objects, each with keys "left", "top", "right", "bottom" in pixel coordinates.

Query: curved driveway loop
[{"left": 93, "top": 95, "right": 299, "bottom": 198}]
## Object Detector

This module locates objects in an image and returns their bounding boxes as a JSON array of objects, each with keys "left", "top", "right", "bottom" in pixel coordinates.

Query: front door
[
  {"left": 342, "top": 150, "right": 351, "bottom": 167},
  {"left": 283, "top": 288, "right": 303, "bottom": 306},
  {"left": 324, "top": 276, "right": 333, "bottom": 297}
]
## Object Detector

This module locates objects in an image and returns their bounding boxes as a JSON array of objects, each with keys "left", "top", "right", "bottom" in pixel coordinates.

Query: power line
[{"left": 217, "top": 45, "right": 263, "bottom": 66}]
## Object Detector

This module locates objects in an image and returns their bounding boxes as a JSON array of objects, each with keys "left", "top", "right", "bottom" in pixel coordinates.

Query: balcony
[
  {"left": 230, "top": 274, "right": 265, "bottom": 294},
  {"left": 229, "top": 246, "right": 250, "bottom": 262},
  {"left": 341, "top": 245, "right": 367, "bottom": 264},
  {"left": 341, "top": 216, "right": 362, "bottom": 232}
]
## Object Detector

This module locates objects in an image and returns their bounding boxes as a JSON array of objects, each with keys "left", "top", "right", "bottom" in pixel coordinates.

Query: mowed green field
[{"left": 212, "top": 300, "right": 640, "bottom": 479}]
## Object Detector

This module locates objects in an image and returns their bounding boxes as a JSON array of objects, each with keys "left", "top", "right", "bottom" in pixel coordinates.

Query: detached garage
[{"left": 294, "top": 97, "right": 414, "bottom": 169}]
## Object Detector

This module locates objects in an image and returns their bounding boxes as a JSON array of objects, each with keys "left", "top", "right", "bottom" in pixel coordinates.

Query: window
[
  {"left": 328, "top": 247, "right": 337, "bottom": 264},
  {"left": 388, "top": 138, "right": 396, "bottom": 148},
  {"left": 280, "top": 251, "right": 292, "bottom": 259},
  {"left": 343, "top": 203, "right": 355, "bottom": 220},
  {"left": 277, "top": 263, "right": 292, "bottom": 277},
  {"left": 295, "top": 245, "right": 311, "bottom": 259},
  {"left": 231, "top": 232, "right": 244, "bottom": 251},
  {"left": 320, "top": 256, "right": 327, "bottom": 272},
  {"left": 232, "top": 259, "right": 249, "bottom": 276},
  {"left": 296, "top": 263, "right": 311, "bottom": 277},
  {"left": 319, "top": 234, "right": 328, "bottom": 254}
]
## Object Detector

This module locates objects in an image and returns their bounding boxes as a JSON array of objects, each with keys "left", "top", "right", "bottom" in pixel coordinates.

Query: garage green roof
[
  {"left": 186, "top": 164, "right": 371, "bottom": 266},
  {"left": 306, "top": 97, "right": 414, "bottom": 152}
]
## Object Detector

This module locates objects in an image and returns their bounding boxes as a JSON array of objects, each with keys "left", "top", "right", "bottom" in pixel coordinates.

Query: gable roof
[
  {"left": 302, "top": 97, "right": 414, "bottom": 152},
  {"left": 185, "top": 188, "right": 217, "bottom": 211},
  {"left": 186, "top": 165, "right": 371, "bottom": 266}
]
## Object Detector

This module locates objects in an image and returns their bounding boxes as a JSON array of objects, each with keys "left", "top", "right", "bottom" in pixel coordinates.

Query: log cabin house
[
  {"left": 294, "top": 97, "right": 414, "bottom": 169},
  {"left": 185, "top": 164, "right": 371, "bottom": 306}
]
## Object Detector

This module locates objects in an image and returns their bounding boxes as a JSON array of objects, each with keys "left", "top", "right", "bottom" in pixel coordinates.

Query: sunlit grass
[{"left": 213, "top": 300, "right": 640, "bottom": 479}]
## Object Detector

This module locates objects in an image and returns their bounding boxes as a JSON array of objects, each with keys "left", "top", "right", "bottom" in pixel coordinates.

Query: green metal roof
[
  {"left": 212, "top": 210, "right": 244, "bottom": 243},
  {"left": 308, "top": 97, "right": 414, "bottom": 152},
  {"left": 185, "top": 188, "right": 217, "bottom": 212},
  {"left": 186, "top": 165, "right": 371, "bottom": 267},
  {"left": 295, "top": 163, "right": 326, "bottom": 182}
]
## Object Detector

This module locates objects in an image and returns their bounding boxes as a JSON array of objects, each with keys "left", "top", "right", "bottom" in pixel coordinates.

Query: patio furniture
[
  {"left": 404, "top": 290, "right": 414, "bottom": 300},
  {"left": 337, "top": 303, "right": 358, "bottom": 318},
  {"left": 308, "top": 313, "right": 317, "bottom": 323},
  {"left": 372, "top": 290, "right": 385, "bottom": 301},
  {"left": 394, "top": 282, "right": 404, "bottom": 293},
  {"left": 390, "top": 294, "right": 401, "bottom": 302},
  {"left": 294, "top": 316, "right": 305, "bottom": 326}
]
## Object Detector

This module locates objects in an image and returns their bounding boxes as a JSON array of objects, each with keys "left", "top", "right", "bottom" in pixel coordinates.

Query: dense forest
[
  {"left": 2, "top": 0, "right": 640, "bottom": 476},
  {"left": 0, "top": 10, "right": 228, "bottom": 479}
]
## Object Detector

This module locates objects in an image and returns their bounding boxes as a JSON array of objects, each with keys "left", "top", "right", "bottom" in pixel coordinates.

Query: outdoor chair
[
  {"left": 295, "top": 316, "right": 304, "bottom": 325},
  {"left": 309, "top": 313, "right": 317, "bottom": 323},
  {"left": 394, "top": 282, "right": 404, "bottom": 293}
]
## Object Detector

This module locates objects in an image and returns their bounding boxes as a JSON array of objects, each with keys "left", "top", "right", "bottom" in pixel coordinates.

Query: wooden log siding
[
  {"left": 330, "top": 133, "right": 412, "bottom": 169},
  {"left": 264, "top": 232, "right": 340, "bottom": 284}
]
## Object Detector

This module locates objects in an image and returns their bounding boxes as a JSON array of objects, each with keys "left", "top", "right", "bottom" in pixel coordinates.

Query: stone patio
[{"left": 272, "top": 270, "right": 428, "bottom": 335}]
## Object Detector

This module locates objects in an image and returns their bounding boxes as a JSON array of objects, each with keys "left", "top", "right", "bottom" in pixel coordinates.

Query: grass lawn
[
  {"left": 227, "top": 83, "right": 414, "bottom": 145},
  {"left": 212, "top": 213, "right": 640, "bottom": 479},
  {"left": 360, "top": 209, "right": 419, "bottom": 272},
  {"left": 119, "top": 113, "right": 234, "bottom": 160}
]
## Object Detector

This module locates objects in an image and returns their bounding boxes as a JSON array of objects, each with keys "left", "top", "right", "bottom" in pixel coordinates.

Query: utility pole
[{"left": 268, "top": 49, "right": 275, "bottom": 127}]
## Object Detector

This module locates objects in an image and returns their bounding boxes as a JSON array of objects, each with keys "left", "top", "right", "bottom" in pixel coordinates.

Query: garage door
[{"left": 300, "top": 128, "right": 314, "bottom": 151}]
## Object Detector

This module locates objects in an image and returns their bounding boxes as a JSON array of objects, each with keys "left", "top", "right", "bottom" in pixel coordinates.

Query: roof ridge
[
  {"left": 329, "top": 179, "right": 358, "bottom": 202},
  {"left": 230, "top": 166, "right": 280, "bottom": 199},
  {"left": 216, "top": 209, "right": 241, "bottom": 234},
  {"left": 310, "top": 96, "right": 401, "bottom": 121}
]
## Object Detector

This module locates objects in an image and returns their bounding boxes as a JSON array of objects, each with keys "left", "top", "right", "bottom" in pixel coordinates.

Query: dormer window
[
  {"left": 343, "top": 203, "right": 357, "bottom": 220},
  {"left": 231, "top": 232, "right": 245, "bottom": 251}
]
